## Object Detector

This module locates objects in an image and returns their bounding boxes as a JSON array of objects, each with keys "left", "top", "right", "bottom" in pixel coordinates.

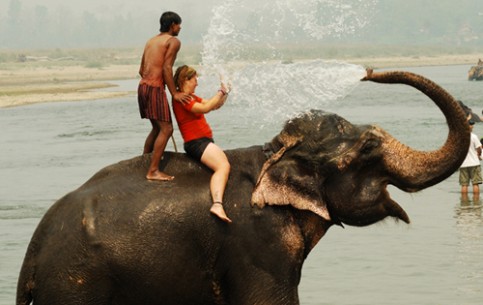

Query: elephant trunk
[{"left": 362, "top": 70, "right": 470, "bottom": 192}]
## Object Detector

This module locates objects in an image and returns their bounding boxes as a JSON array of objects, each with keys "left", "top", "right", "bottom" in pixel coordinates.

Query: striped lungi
[{"left": 137, "top": 83, "right": 172, "bottom": 122}]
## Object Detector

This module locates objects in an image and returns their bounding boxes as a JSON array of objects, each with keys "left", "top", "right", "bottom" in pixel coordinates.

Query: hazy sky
[
  {"left": 0, "top": 0, "right": 222, "bottom": 32},
  {"left": 1, "top": 0, "right": 228, "bottom": 46},
  {"left": 1, "top": 0, "right": 215, "bottom": 11},
  {"left": 1, "top": 0, "right": 220, "bottom": 18},
  {"left": 2, "top": 0, "right": 381, "bottom": 47},
  {"left": 3, "top": 0, "right": 482, "bottom": 49}
]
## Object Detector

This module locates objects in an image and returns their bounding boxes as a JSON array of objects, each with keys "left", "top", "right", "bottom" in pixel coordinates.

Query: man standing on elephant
[
  {"left": 459, "top": 120, "right": 482, "bottom": 195},
  {"left": 138, "top": 11, "right": 190, "bottom": 181}
]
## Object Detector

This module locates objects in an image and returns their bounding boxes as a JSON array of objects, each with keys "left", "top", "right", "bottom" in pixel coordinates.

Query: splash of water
[{"left": 199, "top": 0, "right": 376, "bottom": 126}]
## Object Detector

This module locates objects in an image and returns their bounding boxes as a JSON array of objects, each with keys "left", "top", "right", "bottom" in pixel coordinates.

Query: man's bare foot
[
  {"left": 146, "top": 170, "right": 174, "bottom": 181},
  {"left": 210, "top": 202, "right": 232, "bottom": 223}
]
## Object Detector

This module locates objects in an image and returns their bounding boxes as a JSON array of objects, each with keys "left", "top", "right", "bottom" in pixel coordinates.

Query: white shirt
[{"left": 461, "top": 132, "right": 482, "bottom": 168}]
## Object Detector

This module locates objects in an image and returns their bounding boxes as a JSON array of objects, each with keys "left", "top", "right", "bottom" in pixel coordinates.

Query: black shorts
[{"left": 184, "top": 137, "right": 214, "bottom": 162}]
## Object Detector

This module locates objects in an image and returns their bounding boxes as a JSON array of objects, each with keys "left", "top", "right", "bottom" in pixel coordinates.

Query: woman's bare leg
[{"left": 201, "top": 143, "right": 232, "bottom": 223}]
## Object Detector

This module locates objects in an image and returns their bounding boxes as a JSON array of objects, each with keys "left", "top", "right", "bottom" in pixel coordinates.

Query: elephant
[
  {"left": 17, "top": 69, "right": 470, "bottom": 305},
  {"left": 458, "top": 100, "right": 482, "bottom": 122},
  {"left": 468, "top": 62, "right": 483, "bottom": 81}
]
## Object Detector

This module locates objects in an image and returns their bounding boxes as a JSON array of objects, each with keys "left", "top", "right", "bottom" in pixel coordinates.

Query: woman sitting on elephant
[{"left": 172, "top": 65, "right": 232, "bottom": 223}]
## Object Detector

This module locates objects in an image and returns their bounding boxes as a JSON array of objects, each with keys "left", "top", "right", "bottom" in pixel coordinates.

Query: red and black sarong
[{"left": 137, "top": 83, "right": 172, "bottom": 122}]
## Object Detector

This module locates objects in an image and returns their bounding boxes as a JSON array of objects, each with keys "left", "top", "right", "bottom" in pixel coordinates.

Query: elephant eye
[{"left": 360, "top": 139, "right": 379, "bottom": 155}]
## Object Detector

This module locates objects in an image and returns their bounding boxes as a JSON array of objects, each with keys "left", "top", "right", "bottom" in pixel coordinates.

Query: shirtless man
[{"left": 138, "top": 11, "right": 190, "bottom": 181}]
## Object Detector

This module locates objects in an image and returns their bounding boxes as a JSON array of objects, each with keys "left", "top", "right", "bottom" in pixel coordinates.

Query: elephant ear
[{"left": 251, "top": 132, "right": 331, "bottom": 221}]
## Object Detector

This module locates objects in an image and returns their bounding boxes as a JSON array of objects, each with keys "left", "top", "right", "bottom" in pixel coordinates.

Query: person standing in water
[
  {"left": 459, "top": 120, "right": 482, "bottom": 196},
  {"left": 138, "top": 11, "right": 190, "bottom": 181},
  {"left": 172, "top": 65, "right": 232, "bottom": 223}
]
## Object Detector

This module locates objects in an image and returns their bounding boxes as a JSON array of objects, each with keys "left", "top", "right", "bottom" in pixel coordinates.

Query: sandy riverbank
[
  {"left": 1, "top": 53, "right": 481, "bottom": 108},
  {"left": 0, "top": 64, "right": 139, "bottom": 108},
  {"left": 347, "top": 53, "right": 483, "bottom": 69}
]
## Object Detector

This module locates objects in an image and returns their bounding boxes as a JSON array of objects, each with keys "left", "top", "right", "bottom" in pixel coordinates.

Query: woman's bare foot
[
  {"left": 210, "top": 202, "right": 232, "bottom": 223},
  {"left": 146, "top": 170, "right": 174, "bottom": 181}
]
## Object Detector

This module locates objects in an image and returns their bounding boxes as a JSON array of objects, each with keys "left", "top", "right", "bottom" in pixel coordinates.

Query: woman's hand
[
  {"left": 220, "top": 82, "right": 231, "bottom": 94},
  {"left": 213, "top": 82, "right": 231, "bottom": 110}
]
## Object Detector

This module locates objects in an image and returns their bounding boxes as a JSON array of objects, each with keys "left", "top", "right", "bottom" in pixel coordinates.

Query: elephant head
[{"left": 252, "top": 69, "right": 470, "bottom": 226}]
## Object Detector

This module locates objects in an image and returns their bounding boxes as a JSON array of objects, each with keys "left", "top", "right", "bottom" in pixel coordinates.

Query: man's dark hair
[{"left": 160, "top": 11, "right": 182, "bottom": 32}]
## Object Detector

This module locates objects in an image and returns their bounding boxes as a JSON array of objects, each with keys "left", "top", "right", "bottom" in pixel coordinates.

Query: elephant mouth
[
  {"left": 330, "top": 181, "right": 411, "bottom": 227},
  {"left": 377, "top": 182, "right": 411, "bottom": 224},
  {"left": 383, "top": 193, "right": 410, "bottom": 224},
  {"left": 378, "top": 182, "right": 411, "bottom": 225}
]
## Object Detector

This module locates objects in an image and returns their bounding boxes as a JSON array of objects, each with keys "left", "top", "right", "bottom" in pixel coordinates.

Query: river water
[{"left": 1, "top": 63, "right": 482, "bottom": 305}]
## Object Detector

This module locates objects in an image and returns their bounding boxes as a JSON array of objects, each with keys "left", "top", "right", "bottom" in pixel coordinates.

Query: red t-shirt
[{"left": 172, "top": 95, "right": 213, "bottom": 143}]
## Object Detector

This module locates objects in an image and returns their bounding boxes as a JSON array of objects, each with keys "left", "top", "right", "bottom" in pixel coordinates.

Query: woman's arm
[{"left": 190, "top": 87, "right": 228, "bottom": 114}]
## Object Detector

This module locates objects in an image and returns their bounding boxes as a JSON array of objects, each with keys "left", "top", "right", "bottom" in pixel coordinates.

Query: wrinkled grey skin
[
  {"left": 17, "top": 70, "right": 470, "bottom": 305},
  {"left": 468, "top": 65, "right": 483, "bottom": 81}
]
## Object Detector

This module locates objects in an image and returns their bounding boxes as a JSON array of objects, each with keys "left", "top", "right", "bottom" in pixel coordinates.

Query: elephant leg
[
  {"left": 228, "top": 283, "right": 300, "bottom": 305},
  {"left": 222, "top": 270, "right": 301, "bottom": 305}
]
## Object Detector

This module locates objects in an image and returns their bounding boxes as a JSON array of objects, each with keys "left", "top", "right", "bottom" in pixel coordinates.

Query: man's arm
[
  {"left": 163, "top": 38, "right": 189, "bottom": 103},
  {"left": 162, "top": 37, "right": 179, "bottom": 96}
]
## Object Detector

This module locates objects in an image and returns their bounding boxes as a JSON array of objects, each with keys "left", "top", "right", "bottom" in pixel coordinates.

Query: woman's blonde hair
[{"left": 174, "top": 65, "right": 197, "bottom": 91}]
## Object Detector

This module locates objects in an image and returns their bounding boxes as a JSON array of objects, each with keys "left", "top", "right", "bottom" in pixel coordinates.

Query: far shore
[
  {"left": 0, "top": 64, "right": 139, "bottom": 108},
  {"left": 1, "top": 53, "right": 481, "bottom": 108}
]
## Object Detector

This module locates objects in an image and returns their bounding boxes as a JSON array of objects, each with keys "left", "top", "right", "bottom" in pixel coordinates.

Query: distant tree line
[
  {"left": 0, "top": 0, "right": 206, "bottom": 49},
  {"left": 359, "top": 0, "right": 483, "bottom": 46},
  {"left": 1, "top": 0, "right": 482, "bottom": 49}
]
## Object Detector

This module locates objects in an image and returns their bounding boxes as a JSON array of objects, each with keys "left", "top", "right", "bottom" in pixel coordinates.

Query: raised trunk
[{"left": 362, "top": 70, "right": 470, "bottom": 192}]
